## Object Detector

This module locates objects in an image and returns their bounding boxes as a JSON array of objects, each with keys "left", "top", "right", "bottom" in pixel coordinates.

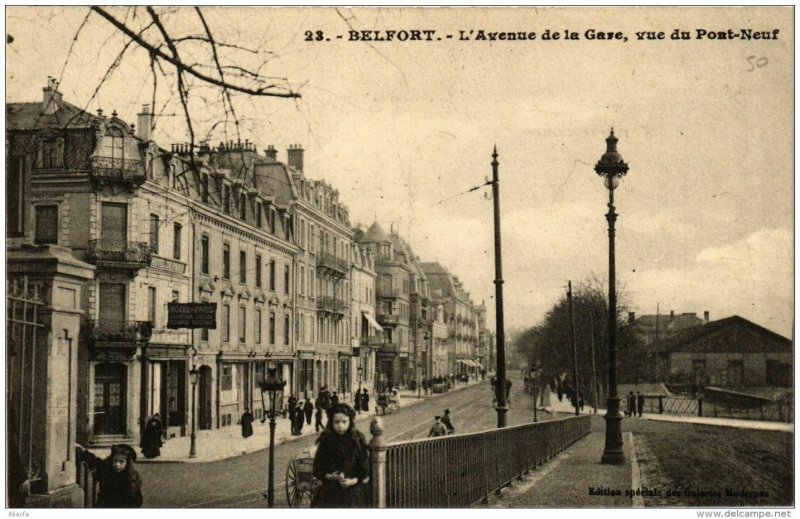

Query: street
[{"left": 139, "top": 372, "right": 543, "bottom": 508}]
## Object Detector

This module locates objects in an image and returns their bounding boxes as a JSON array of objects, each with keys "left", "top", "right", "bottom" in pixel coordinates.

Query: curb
[{"left": 629, "top": 431, "right": 644, "bottom": 508}]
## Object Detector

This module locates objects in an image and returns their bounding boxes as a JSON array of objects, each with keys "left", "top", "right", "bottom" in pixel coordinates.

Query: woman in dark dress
[
  {"left": 311, "top": 403, "right": 369, "bottom": 508},
  {"left": 241, "top": 409, "right": 254, "bottom": 438},
  {"left": 140, "top": 413, "right": 162, "bottom": 459}
]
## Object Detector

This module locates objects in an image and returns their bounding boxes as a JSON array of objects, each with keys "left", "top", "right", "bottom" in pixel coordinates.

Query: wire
[{"left": 432, "top": 180, "right": 493, "bottom": 207}]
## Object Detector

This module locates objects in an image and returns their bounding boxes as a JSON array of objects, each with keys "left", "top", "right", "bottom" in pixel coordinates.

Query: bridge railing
[{"left": 368, "top": 414, "right": 591, "bottom": 508}]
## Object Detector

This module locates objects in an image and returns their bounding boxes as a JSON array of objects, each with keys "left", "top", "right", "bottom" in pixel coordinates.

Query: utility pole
[
  {"left": 491, "top": 146, "right": 508, "bottom": 428},
  {"left": 590, "top": 312, "right": 599, "bottom": 414},
  {"left": 568, "top": 281, "right": 580, "bottom": 416},
  {"left": 654, "top": 303, "right": 660, "bottom": 383}
]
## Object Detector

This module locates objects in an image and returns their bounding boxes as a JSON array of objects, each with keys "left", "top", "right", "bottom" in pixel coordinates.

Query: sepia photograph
[{"left": 4, "top": 5, "right": 794, "bottom": 513}]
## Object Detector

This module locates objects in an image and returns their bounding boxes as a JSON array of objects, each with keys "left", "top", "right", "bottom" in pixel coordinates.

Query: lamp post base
[
  {"left": 189, "top": 435, "right": 197, "bottom": 459},
  {"left": 601, "top": 396, "right": 625, "bottom": 465},
  {"left": 495, "top": 405, "right": 508, "bottom": 428}
]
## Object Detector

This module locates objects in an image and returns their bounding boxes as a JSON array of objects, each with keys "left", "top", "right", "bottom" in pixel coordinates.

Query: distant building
[
  {"left": 630, "top": 310, "right": 708, "bottom": 345},
  {"left": 350, "top": 236, "right": 379, "bottom": 396},
  {"left": 655, "top": 315, "right": 792, "bottom": 388}
]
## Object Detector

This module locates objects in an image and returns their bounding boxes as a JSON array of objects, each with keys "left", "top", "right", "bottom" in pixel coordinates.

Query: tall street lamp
[
  {"left": 490, "top": 146, "right": 508, "bottom": 428},
  {"left": 259, "top": 367, "right": 286, "bottom": 507},
  {"left": 594, "top": 128, "right": 629, "bottom": 465},
  {"left": 188, "top": 365, "right": 199, "bottom": 459}
]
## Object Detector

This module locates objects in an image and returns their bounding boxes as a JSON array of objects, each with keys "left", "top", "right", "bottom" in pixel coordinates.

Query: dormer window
[{"left": 104, "top": 127, "right": 125, "bottom": 160}]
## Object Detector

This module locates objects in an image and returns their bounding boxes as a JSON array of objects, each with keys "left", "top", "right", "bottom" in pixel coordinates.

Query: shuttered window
[
  {"left": 101, "top": 203, "right": 127, "bottom": 244},
  {"left": 34, "top": 205, "right": 58, "bottom": 245},
  {"left": 99, "top": 283, "right": 126, "bottom": 322}
]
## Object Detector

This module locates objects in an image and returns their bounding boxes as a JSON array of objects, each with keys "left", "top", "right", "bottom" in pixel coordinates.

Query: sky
[{"left": 5, "top": 6, "right": 794, "bottom": 338}]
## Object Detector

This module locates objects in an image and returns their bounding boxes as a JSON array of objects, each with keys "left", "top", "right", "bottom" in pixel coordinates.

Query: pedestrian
[
  {"left": 354, "top": 388, "right": 362, "bottom": 413},
  {"left": 241, "top": 408, "right": 254, "bottom": 438},
  {"left": 579, "top": 397, "right": 585, "bottom": 412},
  {"left": 637, "top": 391, "right": 645, "bottom": 417},
  {"left": 441, "top": 409, "right": 455, "bottom": 435},
  {"left": 331, "top": 391, "right": 340, "bottom": 406},
  {"left": 311, "top": 403, "right": 370, "bottom": 508},
  {"left": 360, "top": 389, "right": 370, "bottom": 413},
  {"left": 288, "top": 394, "right": 298, "bottom": 425},
  {"left": 505, "top": 379, "right": 512, "bottom": 403},
  {"left": 304, "top": 398, "right": 314, "bottom": 425},
  {"left": 627, "top": 391, "right": 635, "bottom": 417},
  {"left": 76, "top": 444, "right": 143, "bottom": 508},
  {"left": 294, "top": 402, "right": 305, "bottom": 435},
  {"left": 428, "top": 416, "right": 448, "bottom": 437},
  {"left": 140, "top": 413, "right": 162, "bottom": 459},
  {"left": 315, "top": 405, "right": 325, "bottom": 432}
]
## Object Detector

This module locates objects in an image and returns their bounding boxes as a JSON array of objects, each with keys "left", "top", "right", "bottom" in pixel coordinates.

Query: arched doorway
[{"left": 198, "top": 365, "right": 213, "bottom": 430}]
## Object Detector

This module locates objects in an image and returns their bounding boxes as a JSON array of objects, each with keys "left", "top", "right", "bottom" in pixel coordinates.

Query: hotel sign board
[{"left": 167, "top": 303, "right": 217, "bottom": 329}]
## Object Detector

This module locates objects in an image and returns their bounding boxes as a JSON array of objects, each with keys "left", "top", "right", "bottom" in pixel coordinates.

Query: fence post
[
  {"left": 658, "top": 395, "right": 664, "bottom": 414},
  {"left": 369, "top": 417, "right": 388, "bottom": 508},
  {"left": 697, "top": 397, "right": 703, "bottom": 417}
]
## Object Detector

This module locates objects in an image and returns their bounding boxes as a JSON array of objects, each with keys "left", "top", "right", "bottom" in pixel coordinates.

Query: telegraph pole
[
  {"left": 568, "top": 281, "right": 580, "bottom": 416},
  {"left": 491, "top": 146, "right": 508, "bottom": 428}
]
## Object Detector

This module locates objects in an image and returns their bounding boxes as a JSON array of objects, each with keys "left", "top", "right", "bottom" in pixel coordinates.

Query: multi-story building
[
  {"left": 358, "top": 222, "right": 412, "bottom": 389},
  {"left": 404, "top": 244, "right": 433, "bottom": 385},
  {"left": 264, "top": 145, "right": 355, "bottom": 398},
  {"left": 350, "top": 236, "right": 380, "bottom": 396},
  {"left": 421, "top": 262, "right": 481, "bottom": 377}
]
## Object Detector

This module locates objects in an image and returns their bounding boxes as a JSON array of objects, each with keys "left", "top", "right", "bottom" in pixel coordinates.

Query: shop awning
[
  {"left": 473, "top": 361, "right": 484, "bottom": 369},
  {"left": 458, "top": 359, "right": 472, "bottom": 366},
  {"left": 362, "top": 312, "right": 383, "bottom": 332}
]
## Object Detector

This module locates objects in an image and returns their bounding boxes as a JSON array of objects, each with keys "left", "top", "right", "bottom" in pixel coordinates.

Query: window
[
  {"left": 7, "top": 156, "right": 24, "bottom": 236},
  {"left": 239, "top": 250, "right": 247, "bottom": 284},
  {"left": 201, "top": 328, "right": 209, "bottom": 341},
  {"left": 284, "top": 314, "right": 290, "bottom": 345},
  {"left": 255, "top": 202, "right": 262, "bottom": 228},
  {"left": 269, "top": 209, "right": 276, "bottom": 234},
  {"left": 223, "top": 185, "right": 231, "bottom": 214},
  {"left": 173, "top": 223, "right": 182, "bottom": 260},
  {"left": 284, "top": 215, "right": 291, "bottom": 240},
  {"left": 222, "top": 304, "right": 230, "bottom": 342},
  {"left": 284, "top": 265, "right": 290, "bottom": 295},
  {"left": 300, "top": 265, "right": 305, "bottom": 295},
  {"left": 223, "top": 244, "right": 230, "bottom": 279},
  {"left": 309, "top": 268, "right": 315, "bottom": 297},
  {"left": 41, "top": 139, "right": 64, "bottom": 169},
  {"left": 106, "top": 128, "right": 124, "bottom": 161},
  {"left": 34, "top": 205, "right": 58, "bottom": 244},
  {"left": 309, "top": 224, "right": 315, "bottom": 253},
  {"left": 255, "top": 254, "right": 262, "bottom": 287},
  {"left": 239, "top": 307, "right": 246, "bottom": 343},
  {"left": 147, "top": 287, "right": 157, "bottom": 324},
  {"left": 269, "top": 260, "right": 276, "bottom": 291},
  {"left": 239, "top": 193, "right": 246, "bottom": 220},
  {"left": 256, "top": 309, "right": 262, "bottom": 344},
  {"left": 269, "top": 312, "right": 276, "bottom": 345},
  {"left": 149, "top": 214, "right": 160, "bottom": 253},
  {"left": 201, "top": 235, "right": 209, "bottom": 274},
  {"left": 201, "top": 174, "right": 209, "bottom": 203},
  {"left": 221, "top": 365, "right": 232, "bottom": 391}
]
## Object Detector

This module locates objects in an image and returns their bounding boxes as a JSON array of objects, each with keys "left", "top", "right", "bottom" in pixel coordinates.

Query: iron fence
[
  {"left": 85, "top": 239, "right": 153, "bottom": 266},
  {"left": 75, "top": 448, "right": 99, "bottom": 507},
  {"left": 643, "top": 395, "right": 699, "bottom": 415},
  {"left": 373, "top": 415, "right": 591, "bottom": 507},
  {"left": 706, "top": 398, "right": 793, "bottom": 423}
]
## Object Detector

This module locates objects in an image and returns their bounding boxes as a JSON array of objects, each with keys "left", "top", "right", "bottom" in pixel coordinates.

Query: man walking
[
  {"left": 428, "top": 416, "right": 448, "bottom": 437},
  {"left": 637, "top": 391, "right": 645, "bottom": 417},
  {"left": 441, "top": 409, "right": 455, "bottom": 435}
]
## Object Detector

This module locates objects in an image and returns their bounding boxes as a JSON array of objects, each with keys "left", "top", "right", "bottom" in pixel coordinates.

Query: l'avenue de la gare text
[
  {"left": 337, "top": 28, "right": 779, "bottom": 42},
  {"left": 588, "top": 487, "right": 771, "bottom": 499}
]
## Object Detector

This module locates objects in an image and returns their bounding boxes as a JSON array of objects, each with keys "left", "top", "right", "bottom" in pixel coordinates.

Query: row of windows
[
  {"left": 215, "top": 305, "right": 291, "bottom": 346},
  {"left": 201, "top": 236, "right": 291, "bottom": 293}
]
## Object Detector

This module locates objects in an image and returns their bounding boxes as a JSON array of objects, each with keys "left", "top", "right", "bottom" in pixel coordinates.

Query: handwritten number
[{"left": 747, "top": 55, "right": 769, "bottom": 72}]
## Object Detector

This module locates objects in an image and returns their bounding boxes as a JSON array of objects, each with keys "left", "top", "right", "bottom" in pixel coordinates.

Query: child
[
  {"left": 78, "top": 444, "right": 143, "bottom": 508},
  {"left": 311, "top": 403, "right": 369, "bottom": 508}
]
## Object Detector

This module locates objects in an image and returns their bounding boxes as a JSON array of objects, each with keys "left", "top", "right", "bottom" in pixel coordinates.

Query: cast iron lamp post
[
  {"left": 188, "top": 365, "right": 199, "bottom": 458},
  {"left": 357, "top": 364, "right": 363, "bottom": 403},
  {"left": 594, "top": 128, "right": 629, "bottom": 465},
  {"left": 259, "top": 367, "right": 286, "bottom": 507}
]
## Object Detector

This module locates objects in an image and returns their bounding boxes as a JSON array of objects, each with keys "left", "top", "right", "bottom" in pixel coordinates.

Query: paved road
[{"left": 140, "top": 372, "right": 542, "bottom": 508}]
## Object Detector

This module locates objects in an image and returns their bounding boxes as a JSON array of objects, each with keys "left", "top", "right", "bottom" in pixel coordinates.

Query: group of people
[
  {"left": 286, "top": 395, "right": 316, "bottom": 436},
  {"left": 428, "top": 408, "right": 456, "bottom": 437},
  {"left": 626, "top": 390, "right": 646, "bottom": 417},
  {"left": 352, "top": 387, "right": 371, "bottom": 414},
  {"left": 490, "top": 376, "right": 513, "bottom": 404}
]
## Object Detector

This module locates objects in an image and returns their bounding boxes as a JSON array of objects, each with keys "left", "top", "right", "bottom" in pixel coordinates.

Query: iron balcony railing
[
  {"left": 316, "top": 296, "right": 348, "bottom": 314},
  {"left": 361, "top": 336, "right": 385, "bottom": 347},
  {"left": 85, "top": 239, "right": 153, "bottom": 269},
  {"left": 316, "top": 253, "right": 349, "bottom": 274},
  {"left": 84, "top": 319, "right": 153, "bottom": 344},
  {"left": 90, "top": 156, "right": 146, "bottom": 185},
  {"left": 377, "top": 312, "right": 400, "bottom": 325},
  {"left": 369, "top": 414, "right": 591, "bottom": 508}
]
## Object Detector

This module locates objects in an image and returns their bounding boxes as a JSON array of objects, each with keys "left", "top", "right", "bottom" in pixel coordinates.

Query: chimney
[
  {"left": 265, "top": 145, "right": 278, "bottom": 160},
  {"left": 628, "top": 311, "right": 636, "bottom": 324},
  {"left": 137, "top": 104, "right": 153, "bottom": 141},
  {"left": 670, "top": 310, "right": 675, "bottom": 321},
  {"left": 42, "top": 77, "right": 63, "bottom": 115},
  {"left": 704, "top": 311, "right": 710, "bottom": 323},
  {"left": 287, "top": 144, "right": 304, "bottom": 171}
]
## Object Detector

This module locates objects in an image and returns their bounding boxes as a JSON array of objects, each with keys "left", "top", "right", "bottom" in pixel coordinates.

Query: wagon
[
  {"left": 286, "top": 449, "right": 320, "bottom": 507},
  {"left": 376, "top": 392, "right": 399, "bottom": 415}
]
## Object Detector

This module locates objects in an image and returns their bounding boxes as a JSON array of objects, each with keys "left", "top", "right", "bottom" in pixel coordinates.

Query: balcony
[
  {"left": 316, "top": 296, "right": 348, "bottom": 315},
  {"left": 361, "top": 336, "right": 385, "bottom": 348},
  {"left": 85, "top": 240, "right": 153, "bottom": 271},
  {"left": 316, "top": 253, "right": 349, "bottom": 276},
  {"left": 377, "top": 312, "right": 400, "bottom": 326},
  {"left": 379, "top": 287, "right": 404, "bottom": 298},
  {"left": 83, "top": 319, "right": 153, "bottom": 348},
  {"left": 150, "top": 255, "right": 187, "bottom": 275},
  {"left": 90, "top": 156, "right": 146, "bottom": 188}
]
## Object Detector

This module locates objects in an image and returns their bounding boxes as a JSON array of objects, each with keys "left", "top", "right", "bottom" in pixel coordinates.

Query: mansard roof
[
  {"left": 361, "top": 222, "right": 391, "bottom": 243},
  {"left": 7, "top": 101, "right": 103, "bottom": 130}
]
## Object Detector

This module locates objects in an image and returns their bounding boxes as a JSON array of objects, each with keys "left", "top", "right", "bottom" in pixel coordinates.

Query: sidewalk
[
  {"left": 91, "top": 379, "right": 484, "bottom": 464},
  {"left": 643, "top": 413, "right": 793, "bottom": 432},
  {"left": 479, "top": 415, "right": 635, "bottom": 508}
]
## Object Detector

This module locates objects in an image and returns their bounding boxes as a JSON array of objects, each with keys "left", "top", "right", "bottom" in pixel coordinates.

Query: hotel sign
[{"left": 167, "top": 303, "right": 217, "bottom": 329}]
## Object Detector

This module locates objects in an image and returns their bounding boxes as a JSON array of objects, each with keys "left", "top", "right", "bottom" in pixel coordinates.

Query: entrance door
[
  {"left": 93, "top": 363, "right": 126, "bottom": 435},
  {"left": 198, "top": 366, "right": 213, "bottom": 430},
  {"left": 162, "top": 361, "right": 186, "bottom": 428}
]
